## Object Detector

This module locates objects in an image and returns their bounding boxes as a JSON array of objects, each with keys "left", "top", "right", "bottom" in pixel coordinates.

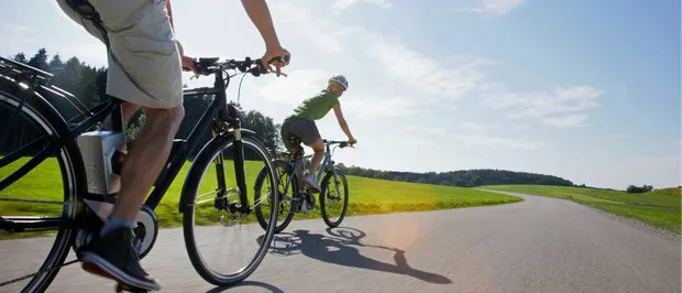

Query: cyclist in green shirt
[{"left": 281, "top": 75, "right": 356, "bottom": 192}]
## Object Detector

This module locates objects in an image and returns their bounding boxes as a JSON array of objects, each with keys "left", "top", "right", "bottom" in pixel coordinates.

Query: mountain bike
[
  {"left": 253, "top": 137, "right": 352, "bottom": 233},
  {"left": 0, "top": 55, "right": 283, "bottom": 292}
]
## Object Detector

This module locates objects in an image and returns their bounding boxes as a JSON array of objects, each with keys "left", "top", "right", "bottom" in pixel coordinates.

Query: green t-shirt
[{"left": 291, "top": 89, "right": 339, "bottom": 120}]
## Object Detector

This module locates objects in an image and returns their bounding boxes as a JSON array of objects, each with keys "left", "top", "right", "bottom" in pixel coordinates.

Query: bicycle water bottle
[{"left": 76, "top": 130, "right": 125, "bottom": 195}]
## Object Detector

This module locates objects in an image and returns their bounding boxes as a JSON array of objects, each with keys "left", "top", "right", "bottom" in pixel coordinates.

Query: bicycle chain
[{"left": 0, "top": 259, "right": 79, "bottom": 287}]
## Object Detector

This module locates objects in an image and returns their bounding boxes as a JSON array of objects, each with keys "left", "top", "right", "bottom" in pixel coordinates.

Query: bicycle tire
[
  {"left": 319, "top": 168, "right": 349, "bottom": 228},
  {"left": 0, "top": 91, "right": 83, "bottom": 293},
  {"left": 254, "top": 160, "right": 296, "bottom": 233},
  {"left": 181, "top": 133, "right": 278, "bottom": 286}
]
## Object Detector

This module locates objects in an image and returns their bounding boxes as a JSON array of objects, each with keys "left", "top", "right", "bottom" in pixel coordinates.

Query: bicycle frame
[
  {"left": 282, "top": 141, "right": 343, "bottom": 197},
  {"left": 0, "top": 56, "right": 253, "bottom": 231}
]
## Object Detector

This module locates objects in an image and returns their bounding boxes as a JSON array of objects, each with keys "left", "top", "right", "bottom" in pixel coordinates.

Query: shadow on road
[
  {"left": 205, "top": 281, "right": 284, "bottom": 293},
  {"left": 261, "top": 227, "right": 451, "bottom": 285}
]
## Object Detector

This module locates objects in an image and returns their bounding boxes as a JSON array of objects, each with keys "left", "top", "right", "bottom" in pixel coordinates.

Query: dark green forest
[{"left": 5, "top": 48, "right": 579, "bottom": 188}]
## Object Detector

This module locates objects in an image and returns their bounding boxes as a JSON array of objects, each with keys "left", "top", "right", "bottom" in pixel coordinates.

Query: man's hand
[
  {"left": 348, "top": 137, "right": 357, "bottom": 147},
  {"left": 181, "top": 56, "right": 197, "bottom": 73},
  {"left": 260, "top": 47, "right": 291, "bottom": 76}
]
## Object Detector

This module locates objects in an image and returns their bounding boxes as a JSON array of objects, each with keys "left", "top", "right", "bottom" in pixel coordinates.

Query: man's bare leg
[
  {"left": 103, "top": 102, "right": 140, "bottom": 130},
  {"left": 109, "top": 106, "right": 185, "bottom": 221}
]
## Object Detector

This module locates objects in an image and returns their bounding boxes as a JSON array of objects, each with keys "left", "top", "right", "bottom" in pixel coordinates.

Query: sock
[{"left": 100, "top": 215, "right": 136, "bottom": 237}]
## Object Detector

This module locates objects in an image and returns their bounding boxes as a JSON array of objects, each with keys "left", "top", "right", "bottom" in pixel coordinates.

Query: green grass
[
  {"left": 484, "top": 185, "right": 681, "bottom": 233},
  {"left": 1, "top": 158, "right": 522, "bottom": 233},
  {"left": 654, "top": 186, "right": 682, "bottom": 197}
]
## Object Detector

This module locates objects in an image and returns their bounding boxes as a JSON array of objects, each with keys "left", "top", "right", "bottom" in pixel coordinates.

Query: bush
[{"left": 626, "top": 184, "right": 654, "bottom": 193}]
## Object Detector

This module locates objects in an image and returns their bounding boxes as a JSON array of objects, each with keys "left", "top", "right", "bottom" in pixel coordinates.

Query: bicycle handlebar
[
  {"left": 323, "top": 139, "right": 357, "bottom": 148},
  {"left": 190, "top": 55, "right": 290, "bottom": 77}
]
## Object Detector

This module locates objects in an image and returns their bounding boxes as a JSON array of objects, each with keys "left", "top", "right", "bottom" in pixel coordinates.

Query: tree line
[{"left": 336, "top": 165, "right": 575, "bottom": 187}]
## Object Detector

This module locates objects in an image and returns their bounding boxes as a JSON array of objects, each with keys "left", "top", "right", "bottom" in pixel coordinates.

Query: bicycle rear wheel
[
  {"left": 0, "top": 92, "right": 82, "bottom": 292},
  {"left": 319, "top": 168, "right": 349, "bottom": 228},
  {"left": 182, "top": 134, "right": 278, "bottom": 286}
]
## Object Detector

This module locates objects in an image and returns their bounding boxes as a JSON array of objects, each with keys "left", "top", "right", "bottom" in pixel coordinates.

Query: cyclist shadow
[{"left": 264, "top": 227, "right": 452, "bottom": 285}]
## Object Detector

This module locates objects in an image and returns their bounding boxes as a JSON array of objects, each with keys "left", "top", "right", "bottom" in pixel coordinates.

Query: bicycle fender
[{"left": 0, "top": 75, "right": 73, "bottom": 138}]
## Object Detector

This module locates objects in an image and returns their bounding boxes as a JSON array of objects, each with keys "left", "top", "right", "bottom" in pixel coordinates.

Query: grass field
[
  {"left": 654, "top": 186, "right": 682, "bottom": 197},
  {"left": 1, "top": 158, "right": 522, "bottom": 233},
  {"left": 484, "top": 185, "right": 681, "bottom": 233}
]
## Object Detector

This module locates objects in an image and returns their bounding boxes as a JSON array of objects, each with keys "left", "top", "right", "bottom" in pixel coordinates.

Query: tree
[
  {"left": 48, "top": 54, "right": 64, "bottom": 71},
  {"left": 27, "top": 48, "right": 49, "bottom": 70},
  {"left": 241, "top": 110, "right": 280, "bottom": 155},
  {"left": 13, "top": 52, "right": 27, "bottom": 63},
  {"left": 626, "top": 184, "right": 654, "bottom": 193}
]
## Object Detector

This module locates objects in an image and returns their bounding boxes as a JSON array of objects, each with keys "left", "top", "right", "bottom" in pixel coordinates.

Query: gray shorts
[
  {"left": 281, "top": 117, "right": 321, "bottom": 150},
  {"left": 57, "top": 0, "right": 183, "bottom": 109}
]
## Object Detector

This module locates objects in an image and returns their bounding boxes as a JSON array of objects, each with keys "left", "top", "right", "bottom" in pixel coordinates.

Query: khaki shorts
[{"left": 56, "top": 0, "right": 183, "bottom": 109}]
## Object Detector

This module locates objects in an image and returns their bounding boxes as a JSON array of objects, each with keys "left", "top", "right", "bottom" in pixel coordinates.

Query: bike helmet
[{"left": 329, "top": 75, "right": 349, "bottom": 89}]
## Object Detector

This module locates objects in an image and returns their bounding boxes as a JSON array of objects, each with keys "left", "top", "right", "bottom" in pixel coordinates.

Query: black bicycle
[
  {"left": 253, "top": 137, "right": 352, "bottom": 233},
  {"left": 0, "top": 55, "right": 283, "bottom": 292}
]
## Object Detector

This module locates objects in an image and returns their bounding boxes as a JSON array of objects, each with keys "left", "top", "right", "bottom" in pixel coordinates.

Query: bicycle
[
  {"left": 253, "top": 136, "right": 352, "bottom": 233},
  {"left": 0, "top": 55, "right": 284, "bottom": 292}
]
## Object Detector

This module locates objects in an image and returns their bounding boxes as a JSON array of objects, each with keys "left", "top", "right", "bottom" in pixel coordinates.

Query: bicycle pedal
[{"left": 115, "top": 282, "right": 149, "bottom": 293}]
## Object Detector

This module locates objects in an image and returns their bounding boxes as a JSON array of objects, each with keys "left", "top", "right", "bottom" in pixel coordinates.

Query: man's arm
[
  {"left": 166, "top": 0, "right": 175, "bottom": 31},
  {"left": 333, "top": 104, "right": 355, "bottom": 143},
  {"left": 240, "top": 0, "right": 281, "bottom": 50}
]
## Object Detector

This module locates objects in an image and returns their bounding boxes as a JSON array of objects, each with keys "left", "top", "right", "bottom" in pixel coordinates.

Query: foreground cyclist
[
  {"left": 56, "top": 0, "right": 290, "bottom": 290},
  {"left": 281, "top": 75, "right": 356, "bottom": 192}
]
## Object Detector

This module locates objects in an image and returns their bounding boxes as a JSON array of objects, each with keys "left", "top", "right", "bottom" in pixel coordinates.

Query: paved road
[{"left": 1, "top": 191, "right": 680, "bottom": 292}]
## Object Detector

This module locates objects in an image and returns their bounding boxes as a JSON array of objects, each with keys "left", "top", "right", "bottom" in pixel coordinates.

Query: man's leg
[
  {"left": 110, "top": 106, "right": 184, "bottom": 220},
  {"left": 308, "top": 139, "right": 324, "bottom": 175},
  {"left": 103, "top": 102, "right": 140, "bottom": 130},
  {"left": 81, "top": 105, "right": 184, "bottom": 290}
]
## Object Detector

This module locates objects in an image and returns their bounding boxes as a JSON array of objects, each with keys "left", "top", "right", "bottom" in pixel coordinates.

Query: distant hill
[{"left": 338, "top": 165, "right": 574, "bottom": 188}]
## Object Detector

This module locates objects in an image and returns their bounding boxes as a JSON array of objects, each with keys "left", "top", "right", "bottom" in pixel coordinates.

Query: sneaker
[
  {"left": 302, "top": 174, "right": 321, "bottom": 193},
  {"left": 80, "top": 227, "right": 161, "bottom": 291}
]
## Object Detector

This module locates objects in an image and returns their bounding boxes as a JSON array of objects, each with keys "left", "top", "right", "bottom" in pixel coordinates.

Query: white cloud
[
  {"left": 481, "top": 0, "right": 527, "bottom": 15},
  {"left": 405, "top": 126, "right": 547, "bottom": 150},
  {"left": 2, "top": 22, "right": 37, "bottom": 52},
  {"left": 366, "top": 34, "right": 493, "bottom": 100},
  {"left": 542, "top": 114, "right": 588, "bottom": 128},
  {"left": 461, "top": 122, "right": 483, "bottom": 130},
  {"left": 455, "top": 133, "right": 547, "bottom": 150},
  {"left": 483, "top": 85, "right": 604, "bottom": 128},
  {"left": 453, "top": 0, "right": 528, "bottom": 16},
  {"left": 272, "top": 2, "right": 357, "bottom": 55},
  {"left": 333, "top": 0, "right": 392, "bottom": 11}
]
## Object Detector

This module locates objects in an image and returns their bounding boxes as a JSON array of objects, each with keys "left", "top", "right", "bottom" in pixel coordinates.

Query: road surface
[{"left": 1, "top": 191, "right": 680, "bottom": 292}]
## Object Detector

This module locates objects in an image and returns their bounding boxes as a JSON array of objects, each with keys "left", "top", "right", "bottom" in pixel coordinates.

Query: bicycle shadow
[
  {"left": 205, "top": 280, "right": 284, "bottom": 293},
  {"left": 262, "top": 227, "right": 452, "bottom": 285}
]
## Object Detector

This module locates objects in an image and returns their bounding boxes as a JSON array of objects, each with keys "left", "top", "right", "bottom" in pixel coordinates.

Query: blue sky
[{"left": 1, "top": 0, "right": 679, "bottom": 189}]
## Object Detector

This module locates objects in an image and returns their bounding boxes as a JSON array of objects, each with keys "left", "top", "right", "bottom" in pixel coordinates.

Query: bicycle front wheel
[
  {"left": 319, "top": 168, "right": 349, "bottom": 228},
  {"left": 182, "top": 134, "right": 278, "bottom": 286}
]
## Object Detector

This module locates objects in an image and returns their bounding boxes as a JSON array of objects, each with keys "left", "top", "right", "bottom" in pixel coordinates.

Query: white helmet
[{"left": 329, "top": 74, "right": 349, "bottom": 89}]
